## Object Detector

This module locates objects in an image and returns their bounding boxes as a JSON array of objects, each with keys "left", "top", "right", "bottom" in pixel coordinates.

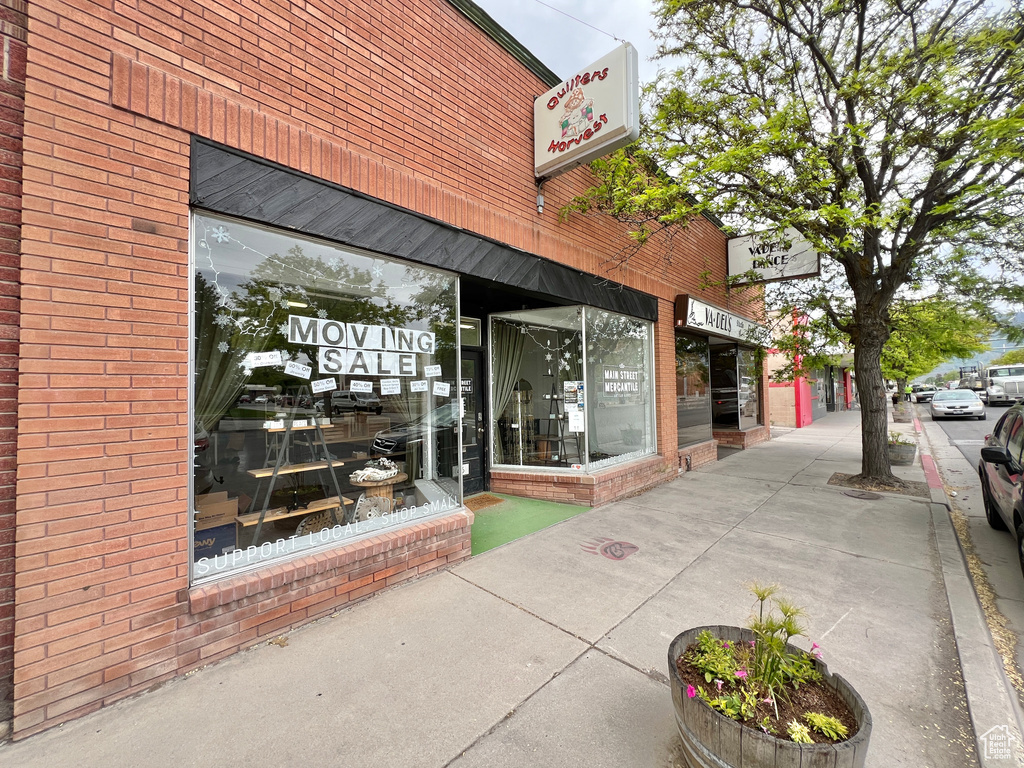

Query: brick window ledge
[{"left": 187, "top": 510, "right": 474, "bottom": 614}]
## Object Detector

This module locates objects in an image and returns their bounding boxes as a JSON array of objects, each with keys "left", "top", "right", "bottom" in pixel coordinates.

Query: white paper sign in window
[
  {"left": 284, "top": 361, "right": 312, "bottom": 379},
  {"left": 380, "top": 379, "right": 401, "bottom": 395},
  {"left": 349, "top": 380, "right": 373, "bottom": 393},
  {"left": 424, "top": 364, "right": 442, "bottom": 377},
  {"left": 245, "top": 350, "right": 283, "bottom": 368},
  {"left": 311, "top": 377, "right": 337, "bottom": 394},
  {"left": 432, "top": 381, "right": 451, "bottom": 397},
  {"left": 410, "top": 380, "right": 428, "bottom": 392}
]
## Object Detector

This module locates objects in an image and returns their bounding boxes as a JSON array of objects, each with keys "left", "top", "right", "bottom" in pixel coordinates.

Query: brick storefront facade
[{"left": 7, "top": 0, "right": 768, "bottom": 738}]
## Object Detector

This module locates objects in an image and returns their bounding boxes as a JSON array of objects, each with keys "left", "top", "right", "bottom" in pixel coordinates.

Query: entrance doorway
[{"left": 460, "top": 349, "right": 486, "bottom": 495}]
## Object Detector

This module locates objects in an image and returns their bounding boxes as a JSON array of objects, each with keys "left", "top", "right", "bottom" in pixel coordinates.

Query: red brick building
[{"left": 2, "top": 0, "right": 768, "bottom": 738}]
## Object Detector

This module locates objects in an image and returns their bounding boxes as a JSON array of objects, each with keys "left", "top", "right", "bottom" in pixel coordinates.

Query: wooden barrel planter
[
  {"left": 668, "top": 626, "right": 872, "bottom": 768},
  {"left": 887, "top": 442, "right": 917, "bottom": 466}
]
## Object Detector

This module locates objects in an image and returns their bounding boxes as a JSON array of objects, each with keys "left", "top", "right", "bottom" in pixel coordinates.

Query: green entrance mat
[{"left": 468, "top": 493, "right": 591, "bottom": 556}]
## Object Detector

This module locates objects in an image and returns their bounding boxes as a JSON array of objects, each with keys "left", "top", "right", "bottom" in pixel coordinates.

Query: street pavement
[{"left": 0, "top": 410, "right": 1021, "bottom": 767}]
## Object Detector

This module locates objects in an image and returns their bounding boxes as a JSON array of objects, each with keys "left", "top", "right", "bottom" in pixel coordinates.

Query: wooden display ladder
[
  {"left": 540, "top": 381, "right": 581, "bottom": 466},
  {"left": 246, "top": 414, "right": 353, "bottom": 545}
]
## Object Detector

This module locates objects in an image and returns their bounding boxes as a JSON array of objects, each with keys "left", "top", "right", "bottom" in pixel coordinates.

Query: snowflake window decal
[
  {"left": 211, "top": 226, "right": 230, "bottom": 243},
  {"left": 217, "top": 342, "right": 230, "bottom": 353}
]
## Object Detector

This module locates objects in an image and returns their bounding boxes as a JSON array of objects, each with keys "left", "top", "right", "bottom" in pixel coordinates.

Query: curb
[{"left": 916, "top": 417, "right": 1024, "bottom": 766}]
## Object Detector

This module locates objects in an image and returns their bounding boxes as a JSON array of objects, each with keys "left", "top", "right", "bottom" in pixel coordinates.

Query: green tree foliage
[
  {"left": 881, "top": 299, "right": 991, "bottom": 384},
  {"left": 991, "top": 348, "right": 1024, "bottom": 365},
  {"left": 564, "top": 0, "right": 1024, "bottom": 483}
]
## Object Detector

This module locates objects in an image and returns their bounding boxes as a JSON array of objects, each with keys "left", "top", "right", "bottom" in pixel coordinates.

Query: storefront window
[
  {"left": 489, "top": 306, "right": 655, "bottom": 471},
  {"left": 191, "top": 213, "right": 459, "bottom": 582},
  {"left": 737, "top": 347, "right": 760, "bottom": 429},
  {"left": 586, "top": 309, "right": 655, "bottom": 467},
  {"left": 676, "top": 333, "right": 711, "bottom": 447},
  {"left": 490, "top": 307, "right": 583, "bottom": 467}
]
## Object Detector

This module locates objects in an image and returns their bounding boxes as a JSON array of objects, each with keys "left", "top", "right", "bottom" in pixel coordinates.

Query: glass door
[{"left": 460, "top": 350, "right": 485, "bottom": 495}]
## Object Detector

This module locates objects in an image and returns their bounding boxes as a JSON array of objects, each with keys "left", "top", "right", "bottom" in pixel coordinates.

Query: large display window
[
  {"left": 675, "top": 333, "right": 712, "bottom": 447},
  {"left": 191, "top": 213, "right": 460, "bottom": 582},
  {"left": 489, "top": 306, "right": 655, "bottom": 472}
]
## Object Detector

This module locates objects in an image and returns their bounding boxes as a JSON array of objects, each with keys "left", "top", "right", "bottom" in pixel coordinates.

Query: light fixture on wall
[{"left": 536, "top": 181, "right": 545, "bottom": 215}]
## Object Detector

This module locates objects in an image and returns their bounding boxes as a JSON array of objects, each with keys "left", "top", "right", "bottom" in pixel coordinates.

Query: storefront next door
[{"left": 461, "top": 349, "right": 486, "bottom": 495}]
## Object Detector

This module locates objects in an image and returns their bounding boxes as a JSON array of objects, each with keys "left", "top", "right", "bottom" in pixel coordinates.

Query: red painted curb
[
  {"left": 913, "top": 417, "right": 922, "bottom": 433},
  {"left": 920, "top": 454, "right": 944, "bottom": 489}
]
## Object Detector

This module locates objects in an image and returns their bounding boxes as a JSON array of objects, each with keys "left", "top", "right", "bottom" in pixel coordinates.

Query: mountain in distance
[{"left": 920, "top": 311, "right": 1024, "bottom": 381}]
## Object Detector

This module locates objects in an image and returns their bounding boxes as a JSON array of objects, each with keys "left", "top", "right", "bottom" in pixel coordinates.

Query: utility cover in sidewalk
[{"left": 843, "top": 489, "right": 883, "bottom": 500}]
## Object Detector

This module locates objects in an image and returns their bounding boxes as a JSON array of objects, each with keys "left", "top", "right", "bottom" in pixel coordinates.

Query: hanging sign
[
  {"left": 727, "top": 227, "right": 820, "bottom": 284},
  {"left": 674, "top": 295, "right": 766, "bottom": 343},
  {"left": 534, "top": 43, "right": 640, "bottom": 179}
]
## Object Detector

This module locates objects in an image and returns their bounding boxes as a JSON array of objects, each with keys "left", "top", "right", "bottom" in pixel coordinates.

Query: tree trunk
[{"left": 853, "top": 323, "right": 900, "bottom": 483}]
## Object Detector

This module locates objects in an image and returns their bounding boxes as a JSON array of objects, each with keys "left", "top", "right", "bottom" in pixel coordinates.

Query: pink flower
[
  {"left": 735, "top": 669, "right": 748, "bottom": 679},
  {"left": 763, "top": 696, "right": 774, "bottom": 704},
  {"left": 687, "top": 684, "right": 697, "bottom": 699},
  {"left": 715, "top": 679, "right": 724, "bottom": 691},
  {"left": 749, "top": 640, "right": 756, "bottom": 647},
  {"left": 722, "top": 641, "right": 730, "bottom": 648}
]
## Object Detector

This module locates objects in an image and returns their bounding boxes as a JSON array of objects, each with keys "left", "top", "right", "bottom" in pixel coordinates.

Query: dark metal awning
[{"left": 190, "top": 138, "right": 657, "bottom": 322}]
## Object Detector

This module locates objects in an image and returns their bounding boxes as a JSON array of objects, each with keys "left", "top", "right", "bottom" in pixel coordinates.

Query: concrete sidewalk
[{"left": 1, "top": 411, "right": 1020, "bottom": 767}]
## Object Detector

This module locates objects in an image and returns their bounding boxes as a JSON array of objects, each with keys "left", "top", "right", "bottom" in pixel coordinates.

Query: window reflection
[{"left": 676, "top": 333, "right": 711, "bottom": 447}]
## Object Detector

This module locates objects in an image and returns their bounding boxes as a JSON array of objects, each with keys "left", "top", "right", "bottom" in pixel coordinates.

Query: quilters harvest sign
[{"left": 534, "top": 43, "right": 639, "bottom": 180}]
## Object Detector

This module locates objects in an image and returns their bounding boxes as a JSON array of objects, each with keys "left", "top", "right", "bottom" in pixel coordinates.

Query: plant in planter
[
  {"left": 669, "top": 584, "right": 871, "bottom": 767},
  {"left": 886, "top": 431, "right": 917, "bottom": 466}
]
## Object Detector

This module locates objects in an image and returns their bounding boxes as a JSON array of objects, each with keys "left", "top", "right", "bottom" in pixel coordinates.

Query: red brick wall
[
  {"left": 12, "top": 0, "right": 762, "bottom": 738},
  {"left": 0, "top": 0, "right": 25, "bottom": 730},
  {"left": 490, "top": 455, "right": 675, "bottom": 508}
]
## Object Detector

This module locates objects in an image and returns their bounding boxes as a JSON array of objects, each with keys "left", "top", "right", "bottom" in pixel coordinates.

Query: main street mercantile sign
[{"left": 534, "top": 43, "right": 640, "bottom": 180}]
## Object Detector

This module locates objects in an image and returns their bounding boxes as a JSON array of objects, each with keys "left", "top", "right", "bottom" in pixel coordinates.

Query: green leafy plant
[
  {"left": 887, "top": 431, "right": 914, "bottom": 446},
  {"left": 787, "top": 720, "right": 814, "bottom": 744},
  {"left": 804, "top": 712, "right": 848, "bottom": 740},
  {"left": 747, "top": 583, "right": 822, "bottom": 712},
  {"left": 686, "top": 630, "right": 739, "bottom": 683}
]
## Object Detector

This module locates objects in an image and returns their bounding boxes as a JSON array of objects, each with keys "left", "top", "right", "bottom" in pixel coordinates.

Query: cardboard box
[
  {"left": 195, "top": 492, "right": 239, "bottom": 527},
  {"left": 193, "top": 522, "right": 236, "bottom": 559}
]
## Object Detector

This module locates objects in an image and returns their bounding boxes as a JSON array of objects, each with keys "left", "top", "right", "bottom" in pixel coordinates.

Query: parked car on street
[
  {"left": 929, "top": 388, "right": 986, "bottom": 420},
  {"left": 911, "top": 384, "right": 937, "bottom": 403},
  {"left": 332, "top": 390, "right": 383, "bottom": 414},
  {"left": 958, "top": 374, "right": 989, "bottom": 403},
  {"left": 977, "top": 403, "right": 1024, "bottom": 574}
]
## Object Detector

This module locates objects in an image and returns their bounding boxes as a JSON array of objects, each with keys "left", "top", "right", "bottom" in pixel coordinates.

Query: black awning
[{"left": 190, "top": 138, "right": 657, "bottom": 322}]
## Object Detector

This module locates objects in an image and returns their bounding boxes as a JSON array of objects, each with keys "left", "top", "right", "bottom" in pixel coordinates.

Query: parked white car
[{"left": 930, "top": 389, "right": 986, "bottom": 421}]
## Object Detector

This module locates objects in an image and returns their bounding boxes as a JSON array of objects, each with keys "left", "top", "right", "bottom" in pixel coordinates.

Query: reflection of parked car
[
  {"left": 977, "top": 403, "right": 1024, "bottom": 575},
  {"left": 930, "top": 389, "right": 985, "bottom": 420},
  {"left": 238, "top": 394, "right": 252, "bottom": 403},
  {"left": 254, "top": 395, "right": 269, "bottom": 404},
  {"left": 332, "top": 390, "right": 383, "bottom": 414},
  {"left": 371, "top": 403, "right": 458, "bottom": 455}
]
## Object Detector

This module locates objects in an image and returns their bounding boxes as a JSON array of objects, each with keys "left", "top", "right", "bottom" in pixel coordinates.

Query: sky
[{"left": 472, "top": 0, "right": 669, "bottom": 86}]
